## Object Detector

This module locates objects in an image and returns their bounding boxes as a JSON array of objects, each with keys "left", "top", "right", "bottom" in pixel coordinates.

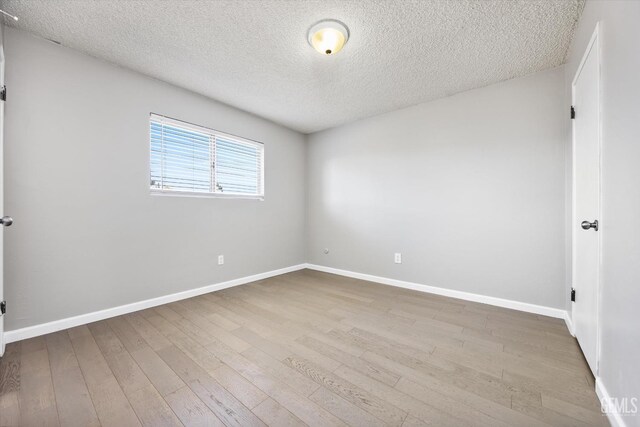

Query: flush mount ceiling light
[
  {"left": 307, "top": 19, "right": 349, "bottom": 56},
  {"left": 0, "top": 9, "right": 18, "bottom": 21}
]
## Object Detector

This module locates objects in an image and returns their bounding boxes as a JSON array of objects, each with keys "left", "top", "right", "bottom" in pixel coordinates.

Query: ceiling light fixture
[
  {"left": 307, "top": 19, "right": 349, "bottom": 56},
  {"left": 0, "top": 9, "right": 18, "bottom": 21}
]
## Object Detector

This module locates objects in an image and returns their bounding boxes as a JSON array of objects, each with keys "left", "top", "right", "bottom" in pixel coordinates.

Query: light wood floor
[{"left": 0, "top": 269, "right": 607, "bottom": 427}]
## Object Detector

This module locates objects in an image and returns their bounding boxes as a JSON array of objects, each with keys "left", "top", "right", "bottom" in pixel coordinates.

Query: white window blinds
[{"left": 150, "top": 114, "right": 264, "bottom": 197}]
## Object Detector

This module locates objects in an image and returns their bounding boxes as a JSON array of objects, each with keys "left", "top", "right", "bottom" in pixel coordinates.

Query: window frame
[{"left": 149, "top": 113, "right": 265, "bottom": 200}]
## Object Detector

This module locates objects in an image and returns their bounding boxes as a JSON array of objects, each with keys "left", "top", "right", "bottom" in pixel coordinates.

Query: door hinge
[
  {"left": 570, "top": 106, "right": 575, "bottom": 119},
  {"left": 571, "top": 288, "right": 576, "bottom": 302},
  {"left": 0, "top": 300, "right": 5, "bottom": 315}
]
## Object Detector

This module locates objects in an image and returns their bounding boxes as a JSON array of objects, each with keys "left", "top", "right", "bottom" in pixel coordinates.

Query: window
[{"left": 150, "top": 114, "right": 264, "bottom": 198}]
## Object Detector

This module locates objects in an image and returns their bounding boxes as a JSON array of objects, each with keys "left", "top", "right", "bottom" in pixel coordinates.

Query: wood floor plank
[
  {"left": 231, "top": 327, "right": 291, "bottom": 360},
  {"left": 18, "top": 346, "right": 60, "bottom": 427},
  {"left": 333, "top": 364, "right": 469, "bottom": 426},
  {"left": 251, "top": 397, "right": 306, "bottom": 427},
  {"left": 301, "top": 330, "right": 365, "bottom": 357},
  {"left": 0, "top": 342, "right": 21, "bottom": 394},
  {"left": 285, "top": 355, "right": 407, "bottom": 426},
  {"left": 106, "top": 316, "right": 186, "bottom": 397},
  {"left": 203, "top": 338, "right": 348, "bottom": 427},
  {"left": 145, "top": 313, "right": 223, "bottom": 375},
  {"left": 127, "top": 384, "right": 183, "bottom": 427},
  {"left": 172, "top": 300, "right": 251, "bottom": 352},
  {"left": 296, "top": 334, "right": 401, "bottom": 387},
  {"left": 197, "top": 295, "right": 250, "bottom": 327},
  {"left": 401, "top": 415, "right": 430, "bottom": 426},
  {"left": 45, "top": 331, "right": 100, "bottom": 427},
  {"left": 541, "top": 394, "right": 607, "bottom": 426},
  {"left": 511, "top": 391, "right": 588, "bottom": 427},
  {"left": 157, "top": 345, "right": 266, "bottom": 427},
  {"left": 233, "top": 325, "right": 341, "bottom": 372},
  {"left": 204, "top": 311, "right": 243, "bottom": 331},
  {"left": 164, "top": 385, "right": 225, "bottom": 427},
  {"left": 502, "top": 369, "right": 603, "bottom": 411},
  {"left": 329, "top": 328, "right": 439, "bottom": 373},
  {"left": 107, "top": 317, "right": 149, "bottom": 353},
  {"left": 434, "top": 307, "right": 488, "bottom": 329},
  {"left": 246, "top": 295, "right": 342, "bottom": 334},
  {"left": 431, "top": 346, "right": 504, "bottom": 378},
  {"left": 0, "top": 386, "right": 20, "bottom": 427},
  {"left": 463, "top": 338, "right": 587, "bottom": 377},
  {"left": 20, "top": 336, "right": 47, "bottom": 354},
  {"left": 130, "top": 346, "right": 186, "bottom": 397},
  {"left": 214, "top": 298, "right": 289, "bottom": 334},
  {"left": 503, "top": 339, "right": 585, "bottom": 364},
  {"left": 68, "top": 325, "right": 141, "bottom": 427},
  {"left": 308, "top": 385, "right": 388, "bottom": 427},
  {"left": 219, "top": 295, "right": 290, "bottom": 326},
  {"left": 361, "top": 348, "right": 515, "bottom": 409},
  {"left": 0, "top": 342, "right": 21, "bottom": 427},
  {"left": 89, "top": 321, "right": 151, "bottom": 395},
  {"left": 241, "top": 346, "right": 320, "bottom": 397},
  {"left": 208, "top": 363, "right": 268, "bottom": 410},
  {"left": 395, "top": 376, "right": 539, "bottom": 427},
  {"left": 125, "top": 313, "right": 173, "bottom": 351},
  {"left": 87, "top": 322, "right": 183, "bottom": 426},
  {"left": 346, "top": 314, "right": 464, "bottom": 351}
]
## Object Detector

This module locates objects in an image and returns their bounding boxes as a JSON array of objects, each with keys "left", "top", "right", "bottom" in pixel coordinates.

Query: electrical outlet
[
  {"left": 394, "top": 253, "right": 402, "bottom": 264},
  {"left": 218, "top": 255, "right": 224, "bottom": 265}
]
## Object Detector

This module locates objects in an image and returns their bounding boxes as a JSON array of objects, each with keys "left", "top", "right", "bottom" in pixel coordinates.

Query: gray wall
[
  {"left": 3, "top": 28, "right": 306, "bottom": 331},
  {"left": 307, "top": 67, "right": 567, "bottom": 309},
  {"left": 566, "top": 1, "right": 640, "bottom": 422}
]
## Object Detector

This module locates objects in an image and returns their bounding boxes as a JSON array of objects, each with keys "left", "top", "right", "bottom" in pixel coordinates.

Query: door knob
[
  {"left": 581, "top": 220, "right": 598, "bottom": 231},
  {"left": 0, "top": 216, "right": 13, "bottom": 226}
]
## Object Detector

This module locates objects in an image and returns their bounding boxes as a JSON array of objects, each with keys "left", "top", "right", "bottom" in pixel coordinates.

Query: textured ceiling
[{"left": 1, "top": 0, "right": 584, "bottom": 133}]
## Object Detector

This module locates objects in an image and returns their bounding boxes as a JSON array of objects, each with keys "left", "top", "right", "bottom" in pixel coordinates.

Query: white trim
[
  {"left": 4, "top": 264, "right": 306, "bottom": 343},
  {"left": 596, "top": 377, "right": 629, "bottom": 427},
  {"left": 150, "top": 189, "right": 264, "bottom": 201},
  {"left": 564, "top": 311, "right": 575, "bottom": 337},
  {"left": 571, "top": 23, "right": 600, "bottom": 87},
  {"left": 4, "top": 263, "right": 575, "bottom": 343},
  {"left": 305, "top": 264, "right": 567, "bottom": 319}
]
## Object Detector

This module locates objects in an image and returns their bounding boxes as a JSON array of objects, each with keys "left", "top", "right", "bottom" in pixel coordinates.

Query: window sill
[{"left": 150, "top": 189, "right": 264, "bottom": 201}]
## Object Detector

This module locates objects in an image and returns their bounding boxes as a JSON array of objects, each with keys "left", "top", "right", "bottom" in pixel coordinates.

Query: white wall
[
  {"left": 3, "top": 28, "right": 306, "bottom": 331},
  {"left": 566, "top": 2, "right": 640, "bottom": 424},
  {"left": 307, "top": 67, "right": 567, "bottom": 309}
]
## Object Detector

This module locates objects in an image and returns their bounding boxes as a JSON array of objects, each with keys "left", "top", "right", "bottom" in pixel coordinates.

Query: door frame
[{"left": 571, "top": 22, "right": 603, "bottom": 375}]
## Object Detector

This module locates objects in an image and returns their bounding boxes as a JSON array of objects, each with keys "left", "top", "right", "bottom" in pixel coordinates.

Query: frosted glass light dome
[{"left": 308, "top": 20, "right": 349, "bottom": 55}]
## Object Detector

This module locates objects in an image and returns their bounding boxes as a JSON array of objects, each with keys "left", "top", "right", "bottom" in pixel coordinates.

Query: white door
[
  {"left": 0, "top": 26, "right": 5, "bottom": 356},
  {"left": 572, "top": 25, "right": 601, "bottom": 375}
]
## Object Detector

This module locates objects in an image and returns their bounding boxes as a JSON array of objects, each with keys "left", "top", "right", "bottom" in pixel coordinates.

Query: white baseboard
[
  {"left": 305, "top": 264, "right": 567, "bottom": 319},
  {"left": 4, "top": 264, "right": 306, "bottom": 344},
  {"left": 596, "top": 377, "right": 628, "bottom": 427},
  {"left": 564, "top": 311, "right": 576, "bottom": 336},
  {"left": 5, "top": 263, "right": 571, "bottom": 343}
]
